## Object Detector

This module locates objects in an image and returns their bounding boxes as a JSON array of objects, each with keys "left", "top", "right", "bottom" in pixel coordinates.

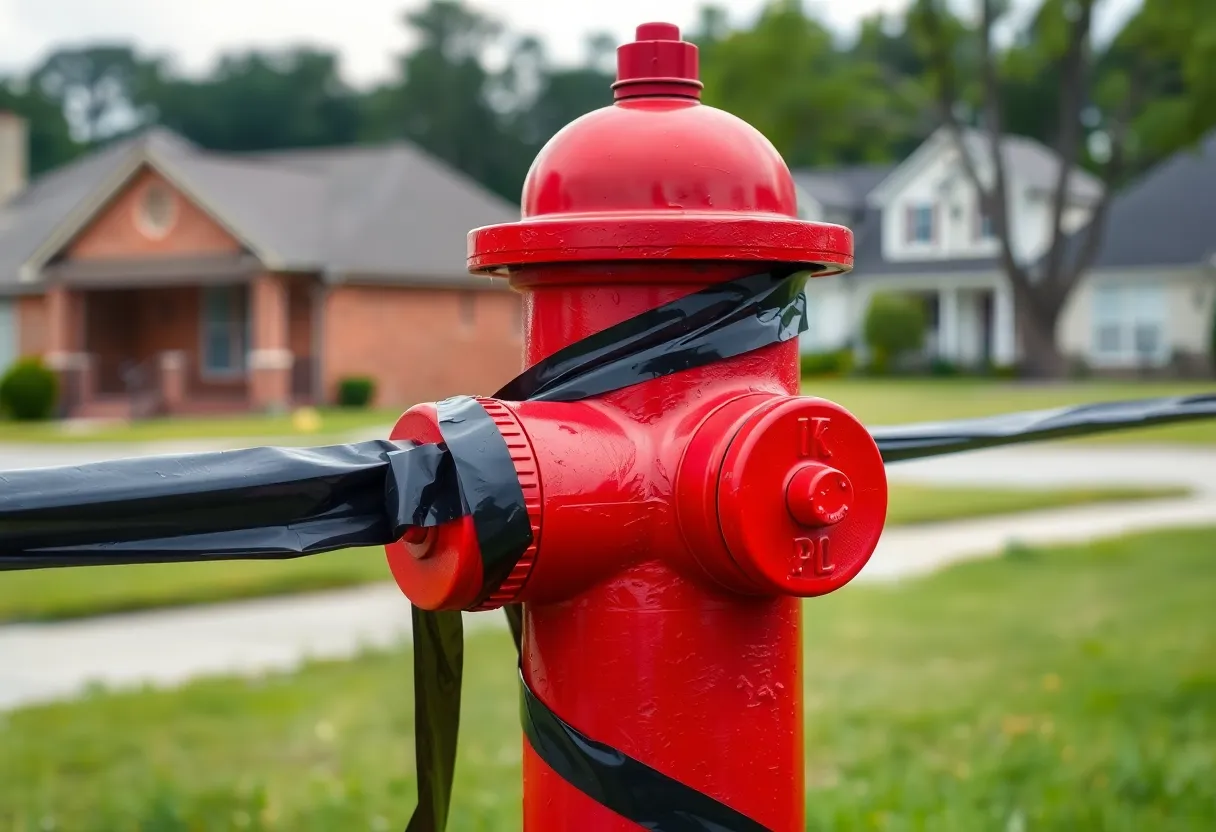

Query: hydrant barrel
[{"left": 386, "top": 21, "right": 888, "bottom": 831}]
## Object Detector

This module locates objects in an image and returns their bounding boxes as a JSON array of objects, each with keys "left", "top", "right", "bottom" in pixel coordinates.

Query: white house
[{"left": 793, "top": 126, "right": 1215, "bottom": 373}]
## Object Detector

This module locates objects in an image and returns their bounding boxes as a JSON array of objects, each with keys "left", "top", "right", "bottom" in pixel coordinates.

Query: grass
[
  {"left": 0, "top": 483, "right": 1185, "bottom": 624},
  {"left": 882, "top": 482, "right": 1187, "bottom": 526},
  {"left": 0, "top": 380, "right": 1210, "bottom": 446},
  {"left": 0, "top": 406, "right": 400, "bottom": 445},
  {"left": 802, "top": 378, "right": 1216, "bottom": 445},
  {"left": 1, "top": 525, "right": 1213, "bottom": 830}
]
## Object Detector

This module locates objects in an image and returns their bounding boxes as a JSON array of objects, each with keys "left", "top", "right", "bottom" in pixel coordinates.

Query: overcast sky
[{"left": 0, "top": 0, "right": 1142, "bottom": 88}]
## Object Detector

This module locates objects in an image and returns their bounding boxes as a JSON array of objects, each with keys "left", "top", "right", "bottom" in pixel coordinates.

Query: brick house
[{"left": 0, "top": 115, "right": 524, "bottom": 418}]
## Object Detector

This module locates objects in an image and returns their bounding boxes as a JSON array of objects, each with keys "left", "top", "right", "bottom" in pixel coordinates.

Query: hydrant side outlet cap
[{"left": 466, "top": 26, "right": 853, "bottom": 276}]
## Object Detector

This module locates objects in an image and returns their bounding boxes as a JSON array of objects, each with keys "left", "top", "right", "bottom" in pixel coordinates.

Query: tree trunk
[{"left": 1015, "top": 300, "right": 1067, "bottom": 379}]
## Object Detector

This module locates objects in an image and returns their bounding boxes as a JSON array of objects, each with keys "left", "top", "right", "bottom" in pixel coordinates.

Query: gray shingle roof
[
  {"left": 851, "top": 207, "right": 999, "bottom": 276},
  {"left": 1075, "top": 131, "right": 1216, "bottom": 270},
  {"left": 793, "top": 164, "right": 896, "bottom": 214},
  {"left": 0, "top": 128, "right": 518, "bottom": 290}
]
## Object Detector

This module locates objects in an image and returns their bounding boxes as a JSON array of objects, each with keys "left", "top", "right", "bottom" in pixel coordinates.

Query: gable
[{"left": 60, "top": 165, "right": 243, "bottom": 262}]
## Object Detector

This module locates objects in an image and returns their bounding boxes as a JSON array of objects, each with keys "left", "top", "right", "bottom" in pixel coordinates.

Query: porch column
[
  {"left": 249, "top": 273, "right": 292, "bottom": 411},
  {"left": 992, "top": 283, "right": 1016, "bottom": 365},
  {"left": 939, "top": 288, "right": 961, "bottom": 362},
  {"left": 44, "top": 285, "right": 90, "bottom": 415}
]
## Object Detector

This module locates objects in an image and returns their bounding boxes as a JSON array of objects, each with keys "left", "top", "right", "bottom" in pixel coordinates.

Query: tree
[
  {"left": 31, "top": 45, "right": 160, "bottom": 142},
  {"left": 0, "top": 78, "right": 83, "bottom": 175},
  {"left": 361, "top": 0, "right": 533, "bottom": 201},
  {"left": 142, "top": 48, "right": 361, "bottom": 152},
  {"left": 697, "top": 0, "right": 927, "bottom": 167},
  {"left": 911, "top": 0, "right": 1137, "bottom": 377}
]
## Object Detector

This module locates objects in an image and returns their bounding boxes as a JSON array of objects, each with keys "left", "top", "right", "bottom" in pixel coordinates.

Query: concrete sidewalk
[{"left": 3, "top": 487, "right": 1212, "bottom": 712}]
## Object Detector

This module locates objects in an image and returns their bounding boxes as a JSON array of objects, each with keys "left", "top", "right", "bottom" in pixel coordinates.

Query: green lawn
[
  {"left": 2, "top": 525, "right": 1212, "bottom": 830},
  {"left": 0, "top": 380, "right": 1211, "bottom": 446},
  {"left": 802, "top": 378, "right": 1216, "bottom": 445},
  {"left": 0, "top": 483, "right": 1184, "bottom": 624},
  {"left": 0, "top": 406, "right": 400, "bottom": 445}
]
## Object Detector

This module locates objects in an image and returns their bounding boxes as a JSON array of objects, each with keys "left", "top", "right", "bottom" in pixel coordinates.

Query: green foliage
[
  {"left": 928, "top": 357, "right": 960, "bottom": 377},
  {"left": 863, "top": 293, "right": 926, "bottom": 372},
  {"left": 0, "top": 78, "right": 82, "bottom": 175},
  {"left": 147, "top": 49, "right": 361, "bottom": 152},
  {"left": 800, "top": 348, "right": 854, "bottom": 378},
  {"left": 0, "top": 358, "right": 59, "bottom": 421},
  {"left": 1210, "top": 296, "right": 1216, "bottom": 376},
  {"left": 698, "top": 1, "right": 929, "bottom": 167},
  {"left": 336, "top": 376, "right": 375, "bottom": 409}
]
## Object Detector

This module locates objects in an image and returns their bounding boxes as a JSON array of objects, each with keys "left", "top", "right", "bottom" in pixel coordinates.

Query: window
[
  {"left": 1091, "top": 283, "right": 1168, "bottom": 365},
  {"left": 906, "top": 204, "right": 935, "bottom": 244},
  {"left": 976, "top": 205, "right": 995, "bottom": 239},
  {"left": 137, "top": 183, "right": 177, "bottom": 238},
  {"left": 201, "top": 286, "right": 248, "bottom": 376}
]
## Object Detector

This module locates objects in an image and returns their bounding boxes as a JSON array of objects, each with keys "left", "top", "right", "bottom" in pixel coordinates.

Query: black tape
[
  {"left": 873, "top": 393, "right": 1216, "bottom": 462},
  {"left": 520, "top": 671, "right": 773, "bottom": 832},
  {"left": 494, "top": 268, "right": 807, "bottom": 403},
  {"left": 3, "top": 267, "right": 1214, "bottom": 832},
  {"left": 435, "top": 396, "right": 532, "bottom": 606},
  {"left": 0, "top": 441, "right": 404, "bottom": 570}
]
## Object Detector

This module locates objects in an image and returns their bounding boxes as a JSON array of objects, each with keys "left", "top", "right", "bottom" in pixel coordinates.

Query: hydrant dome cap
[{"left": 466, "top": 24, "right": 853, "bottom": 276}]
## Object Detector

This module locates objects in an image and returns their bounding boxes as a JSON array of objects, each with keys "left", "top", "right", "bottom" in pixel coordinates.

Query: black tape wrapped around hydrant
[{"left": 2, "top": 267, "right": 1214, "bottom": 832}]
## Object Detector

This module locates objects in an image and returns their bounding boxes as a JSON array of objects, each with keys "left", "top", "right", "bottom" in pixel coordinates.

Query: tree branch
[
  {"left": 1042, "top": 0, "right": 1095, "bottom": 292},
  {"left": 1059, "top": 67, "right": 1139, "bottom": 298}
]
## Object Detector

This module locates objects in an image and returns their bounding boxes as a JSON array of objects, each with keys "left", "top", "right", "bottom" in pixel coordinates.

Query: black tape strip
[
  {"left": 0, "top": 441, "right": 404, "bottom": 570},
  {"left": 495, "top": 268, "right": 807, "bottom": 403},
  {"left": 873, "top": 393, "right": 1216, "bottom": 462},
  {"left": 520, "top": 671, "right": 772, "bottom": 832},
  {"left": 434, "top": 396, "right": 533, "bottom": 605},
  {"left": 407, "top": 607, "right": 464, "bottom": 832}
]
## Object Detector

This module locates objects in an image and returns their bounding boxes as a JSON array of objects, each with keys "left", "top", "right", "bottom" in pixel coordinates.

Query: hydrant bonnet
[{"left": 467, "top": 23, "right": 854, "bottom": 276}]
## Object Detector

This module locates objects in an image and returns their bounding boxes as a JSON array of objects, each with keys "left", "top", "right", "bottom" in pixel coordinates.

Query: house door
[{"left": 0, "top": 300, "right": 15, "bottom": 376}]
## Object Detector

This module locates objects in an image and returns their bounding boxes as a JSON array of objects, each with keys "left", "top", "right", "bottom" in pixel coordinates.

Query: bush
[
  {"left": 929, "top": 357, "right": 960, "bottom": 377},
  {"left": 0, "top": 358, "right": 59, "bottom": 421},
  {"left": 984, "top": 361, "right": 1021, "bottom": 380},
  {"left": 336, "top": 376, "right": 376, "bottom": 408},
  {"left": 800, "top": 348, "right": 854, "bottom": 378},
  {"left": 863, "top": 293, "right": 926, "bottom": 373},
  {"left": 1210, "top": 301, "right": 1216, "bottom": 376}
]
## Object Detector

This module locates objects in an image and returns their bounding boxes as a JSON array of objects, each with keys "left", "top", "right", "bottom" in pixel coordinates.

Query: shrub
[
  {"left": 1210, "top": 300, "right": 1216, "bottom": 376},
  {"left": 0, "top": 357, "right": 59, "bottom": 421},
  {"left": 863, "top": 293, "right": 926, "bottom": 373},
  {"left": 929, "top": 357, "right": 960, "bottom": 377},
  {"left": 985, "top": 361, "right": 1021, "bottom": 380},
  {"left": 336, "top": 376, "right": 376, "bottom": 408},
  {"left": 800, "top": 348, "right": 854, "bottom": 378}
]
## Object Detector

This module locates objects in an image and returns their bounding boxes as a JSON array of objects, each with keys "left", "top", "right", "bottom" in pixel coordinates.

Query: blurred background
[{"left": 0, "top": 1, "right": 1214, "bottom": 830}]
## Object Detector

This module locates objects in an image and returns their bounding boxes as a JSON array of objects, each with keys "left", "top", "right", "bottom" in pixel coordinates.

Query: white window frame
[
  {"left": 1090, "top": 282, "right": 1169, "bottom": 367},
  {"left": 908, "top": 204, "right": 935, "bottom": 244},
  {"left": 200, "top": 285, "right": 249, "bottom": 378}
]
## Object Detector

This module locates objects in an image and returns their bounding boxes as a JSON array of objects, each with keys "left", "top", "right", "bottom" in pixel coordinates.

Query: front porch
[{"left": 45, "top": 270, "right": 321, "bottom": 419}]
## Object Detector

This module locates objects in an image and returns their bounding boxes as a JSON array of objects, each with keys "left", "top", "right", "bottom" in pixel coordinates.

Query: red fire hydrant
[{"left": 386, "top": 22, "right": 888, "bottom": 831}]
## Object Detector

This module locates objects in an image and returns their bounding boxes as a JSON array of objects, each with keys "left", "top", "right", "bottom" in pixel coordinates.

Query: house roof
[
  {"left": 851, "top": 207, "right": 1000, "bottom": 276},
  {"left": 868, "top": 127, "right": 1104, "bottom": 207},
  {"left": 1075, "top": 130, "right": 1216, "bottom": 271},
  {"left": 0, "top": 128, "right": 519, "bottom": 290},
  {"left": 793, "top": 164, "right": 896, "bottom": 215}
]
